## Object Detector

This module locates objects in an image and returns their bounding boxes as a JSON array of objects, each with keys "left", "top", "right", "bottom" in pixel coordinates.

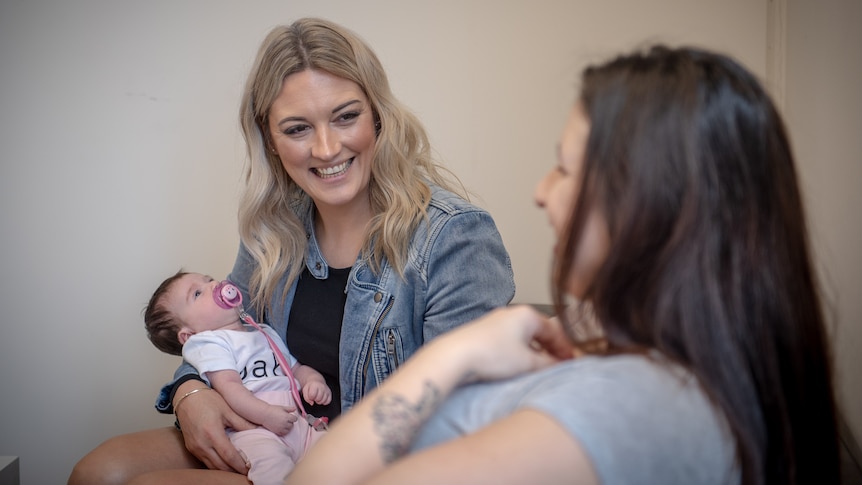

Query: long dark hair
[{"left": 553, "top": 46, "right": 839, "bottom": 484}]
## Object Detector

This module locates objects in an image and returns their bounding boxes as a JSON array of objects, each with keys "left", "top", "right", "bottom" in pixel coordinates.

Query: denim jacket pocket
[
  {"left": 370, "top": 325, "right": 403, "bottom": 386},
  {"left": 385, "top": 327, "right": 402, "bottom": 370}
]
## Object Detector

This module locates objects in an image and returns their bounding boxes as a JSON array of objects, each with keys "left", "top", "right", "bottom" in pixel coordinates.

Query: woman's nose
[
  {"left": 534, "top": 173, "right": 550, "bottom": 208},
  {"left": 311, "top": 127, "right": 340, "bottom": 161}
]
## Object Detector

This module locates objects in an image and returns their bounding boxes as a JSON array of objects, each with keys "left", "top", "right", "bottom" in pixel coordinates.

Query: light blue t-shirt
[{"left": 410, "top": 354, "right": 738, "bottom": 484}]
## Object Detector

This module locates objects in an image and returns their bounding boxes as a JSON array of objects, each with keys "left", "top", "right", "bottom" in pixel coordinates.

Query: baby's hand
[
  {"left": 301, "top": 381, "right": 332, "bottom": 405},
  {"left": 261, "top": 405, "right": 297, "bottom": 436}
]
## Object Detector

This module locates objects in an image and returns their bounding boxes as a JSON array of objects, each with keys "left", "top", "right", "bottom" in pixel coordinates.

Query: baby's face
[{"left": 167, "top": 273, "right": 240, "bottom": 337}]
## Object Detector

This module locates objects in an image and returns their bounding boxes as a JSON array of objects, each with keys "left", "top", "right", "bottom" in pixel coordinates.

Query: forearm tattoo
[{"left": 371, "top": 380, "right": 441, "bottom": 463}]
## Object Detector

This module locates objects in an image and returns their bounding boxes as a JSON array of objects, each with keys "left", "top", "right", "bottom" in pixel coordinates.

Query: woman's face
[
  {"left": 268, "top": 69, "right": 376, "bottom": 214},
  {"left": 534, "top": 103, "right": 610, "bottom": 298}
]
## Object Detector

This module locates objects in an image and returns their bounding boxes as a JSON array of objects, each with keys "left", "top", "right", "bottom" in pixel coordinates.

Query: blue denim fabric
[{"left": 156, "top": 185, "right": 515, "bottom": 413}]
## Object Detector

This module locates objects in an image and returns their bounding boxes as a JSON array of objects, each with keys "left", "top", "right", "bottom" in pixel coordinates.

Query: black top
[{"left": 286, "top": 265, "right": 349, "bottom": 420}]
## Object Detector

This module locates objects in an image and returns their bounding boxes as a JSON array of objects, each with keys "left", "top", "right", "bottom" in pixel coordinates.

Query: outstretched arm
[
  {"left": 287, "top": 306, "right": 591, "bottom": 485},
  {"left": 207, "top": 370, "right": 298, "bottom": 436}
]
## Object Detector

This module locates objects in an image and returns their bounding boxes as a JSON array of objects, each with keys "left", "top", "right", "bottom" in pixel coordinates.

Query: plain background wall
[
  {"left": 0, "top": 1, "right": 856, "bottom": 483},
  {"left": 785, "top": 0, "right": 862, "bottom": 455}
]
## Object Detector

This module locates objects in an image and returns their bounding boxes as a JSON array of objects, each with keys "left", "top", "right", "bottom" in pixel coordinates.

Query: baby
[{"left": 144, "top": 270, "right": 330, "bottom": 484}]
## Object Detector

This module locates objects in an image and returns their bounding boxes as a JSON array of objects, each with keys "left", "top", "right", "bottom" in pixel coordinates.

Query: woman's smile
[
  {"left": 268, "top": 69, "right": 377, "bottom": 212},
  {"left": 314, "top": 158, "right": 354, "bottom": 178}
]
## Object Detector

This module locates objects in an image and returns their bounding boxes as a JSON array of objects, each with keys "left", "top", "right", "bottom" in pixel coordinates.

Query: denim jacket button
[
  {"left": 374, "top": 292, "right": 382, "bottom": 303},
  {"left": 315, "top": 262, "right": 322, "bottom": 270}
]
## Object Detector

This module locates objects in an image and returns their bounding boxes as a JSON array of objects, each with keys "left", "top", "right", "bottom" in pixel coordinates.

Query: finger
[
  {"left": 187, "top": 438, "right": 231, "bottom": 472},
  {"left": 199, "top": 449, "right": 230, "bottom": 472},
  {"left": 533, "top": 347, "right": 566, "bottom": 368},
  {"left": 212, "top": 438, "right": 249, "bottom": 474},
  {"left": 531, "top": 317, "right": 575, "bottom": 360},
  {"left": 224, "top": 411, "right": 255, "bottom": 432}
]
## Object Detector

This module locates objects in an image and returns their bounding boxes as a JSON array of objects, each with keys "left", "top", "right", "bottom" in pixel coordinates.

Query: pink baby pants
[{"left": 228, "top": 390, "right": 326, "bottom": 484}]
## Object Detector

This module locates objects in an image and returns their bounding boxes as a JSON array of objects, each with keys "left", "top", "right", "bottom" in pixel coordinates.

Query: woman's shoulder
[
  {"left": 419, "top": 355, "right": 736, "bottom": 484},
  {"left": 524, "top": 355, "right": 737, "bottom": 484},
  {"left": 409, "top": 184, "right": 505, "bottom": 257},
  {"left": 426, "top": 354, "right": 709, "bottom": 425},
  {"left": 427, "top": 184, "right": 488, "bottom": 217},
  {"left": 522, "top": 354, "right": 711, "bottom": 415}
]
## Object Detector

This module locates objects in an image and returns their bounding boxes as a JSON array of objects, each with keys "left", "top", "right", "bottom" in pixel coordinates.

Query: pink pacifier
[{"left": 213, "top": 280, "right": 243, "bottom": 309}]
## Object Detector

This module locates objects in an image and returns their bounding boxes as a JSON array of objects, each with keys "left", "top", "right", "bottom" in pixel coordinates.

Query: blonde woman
[{"left": 70, "top": 18, "right": 514, "bottom": 485}]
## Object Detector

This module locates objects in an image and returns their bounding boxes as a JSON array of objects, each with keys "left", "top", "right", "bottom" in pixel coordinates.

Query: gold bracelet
[{"left": 173, "top": 387, "right": 211, "bottom": 415}]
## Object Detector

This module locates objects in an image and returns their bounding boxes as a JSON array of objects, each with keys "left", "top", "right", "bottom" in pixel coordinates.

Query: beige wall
[
  {"left": 14, "top": 1, "right": 860, "bottom": 483},
  {"left": 785, "top": 0, "right": 862, "bottom": 445}
]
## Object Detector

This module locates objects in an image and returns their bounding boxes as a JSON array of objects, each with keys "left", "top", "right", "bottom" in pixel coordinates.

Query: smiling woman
[
  {"left": 267, "top": 69, "right": 377, "bottom": 255},
  {"left": 69, "top": 17, "right": 515, "bottom": 485},
  {"left": 534, "top": 104, "right": 609, "bottom": 300}
]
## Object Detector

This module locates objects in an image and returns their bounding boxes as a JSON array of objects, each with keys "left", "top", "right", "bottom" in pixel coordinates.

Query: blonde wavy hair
[{"left": 238, "top": 17, "right": 465, "bottom": 316}]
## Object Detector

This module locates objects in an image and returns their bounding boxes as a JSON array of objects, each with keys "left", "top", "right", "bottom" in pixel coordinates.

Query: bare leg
[
  {"left": 127, "top": 469, "right": 250, "bottom": 485},
  {"left": 68, "top": 427, "right": 207, "bottom": 485}
]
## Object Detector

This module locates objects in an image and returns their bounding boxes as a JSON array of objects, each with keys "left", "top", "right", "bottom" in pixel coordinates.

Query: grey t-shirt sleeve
[{"left": 411, "top": 355, "right": 738, "bottom": 485}]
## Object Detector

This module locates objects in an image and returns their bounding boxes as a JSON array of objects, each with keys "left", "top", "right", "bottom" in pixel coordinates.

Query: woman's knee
[
  {"left": 68, "top": 427, "right": 193, "bottom": 485},
  {"left": 69, "top": 435, "right": 137, "bottom": 485}
]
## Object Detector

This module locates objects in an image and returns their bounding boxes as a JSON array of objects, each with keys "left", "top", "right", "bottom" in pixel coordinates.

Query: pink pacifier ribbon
[{"left": 210, "top": 280, "right": 327, "bottom": 432}]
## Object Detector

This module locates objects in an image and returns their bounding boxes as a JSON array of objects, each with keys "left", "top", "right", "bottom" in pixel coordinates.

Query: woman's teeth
[{"left": 315, "top": 159, "right": 352, "bottom": 178}]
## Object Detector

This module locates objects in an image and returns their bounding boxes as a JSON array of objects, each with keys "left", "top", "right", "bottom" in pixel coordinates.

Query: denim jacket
[{"left": 156, "top": 185, "right": 515, "bottom": 413}]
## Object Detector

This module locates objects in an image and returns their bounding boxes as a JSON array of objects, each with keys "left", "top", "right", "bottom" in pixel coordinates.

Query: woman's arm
[
  {"left": 363, "top": 409, "right": 598, "bottom": 485},
  {"left": 421, "top": 208, "right": 516, "bottom": 339},
  {"left": 287, "top": 306, "right": 580, "bottom": 484},
  {"left": 172, "top": 379, "right": 255, "bottom": 473},
  {"left": 206, "top": 370, "right": 298, "bottom": 436}
]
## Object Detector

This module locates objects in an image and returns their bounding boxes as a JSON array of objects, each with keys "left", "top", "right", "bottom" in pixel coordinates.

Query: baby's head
[
  {"left": 144, "top": 270, "right": 189, "bottom": 355},
  {"left": 144, "top": 271, "right": 241, "bottom": 355}
]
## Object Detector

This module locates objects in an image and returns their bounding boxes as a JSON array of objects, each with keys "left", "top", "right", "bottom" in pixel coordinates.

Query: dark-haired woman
[{"left": 288, "top": 45, "right": 840, "bottom": 485}]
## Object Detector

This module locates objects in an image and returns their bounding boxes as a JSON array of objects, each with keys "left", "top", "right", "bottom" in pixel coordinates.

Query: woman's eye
[
  {"left": 337, "top": 111, "right": 360, "bottom": 123},
  {"left": 283, "top": 124, "right": 310, "bottom": 136}
]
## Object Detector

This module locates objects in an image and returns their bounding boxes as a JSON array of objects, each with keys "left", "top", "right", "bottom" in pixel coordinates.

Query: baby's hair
[{"left": 143, "top": 269, "right": 188, "bottom": 356}]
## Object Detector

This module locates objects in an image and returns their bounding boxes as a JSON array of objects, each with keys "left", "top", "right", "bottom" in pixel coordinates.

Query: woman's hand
[
  {"left": 173, "top": 380, "right": 255, "bottom": 473},
  {"left": 287, "top": 305, "right": 574, "bottom": 485},
  {"left": 440, "top": 305, "right": 575, "bottom": 384}
]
